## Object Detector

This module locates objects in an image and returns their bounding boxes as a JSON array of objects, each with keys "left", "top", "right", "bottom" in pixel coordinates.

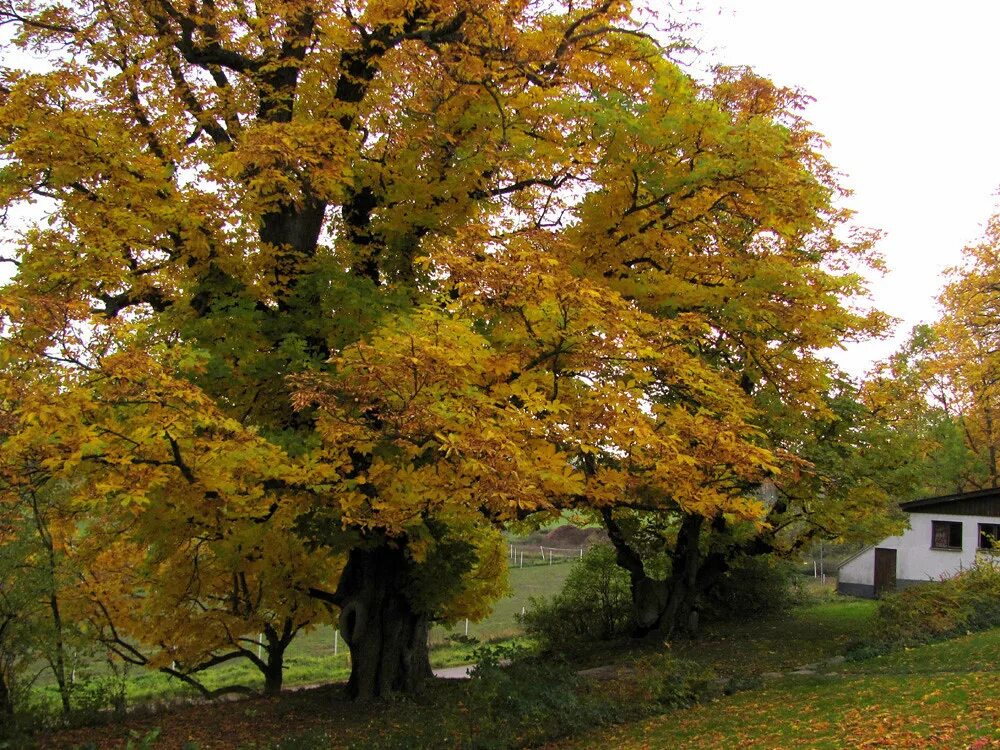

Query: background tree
[
  {"left": 561, "top": 70, "right": 891, "bottom": 635},
  {"left": 924, "top": 217, "right": 1000, "bottom": 490},
  {"left": 864, "top": 325, "right": 979, "bottom": 496},
  {"left": 865, "top": 213, "right": 1000, "bottom": 497},
  {"left": 77, "top": 497, "right": 340, "bottom": 698},
  {"left": 0, "top": 509, "right": 49, "bottom": 732},
  {"left": 597, "top": 366, "right": 913, "bottom": 636}
]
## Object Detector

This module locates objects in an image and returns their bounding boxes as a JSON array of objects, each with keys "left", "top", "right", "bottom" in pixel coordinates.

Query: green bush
[
  {"left": 702, "top": 555, "right": 804, "bottom": 622},
  {"left": 871, "top": 562, "right": 1000, "bottom": 646},
  {"left": 633, "top": 653, "right": 721, "bottom": 708},
  {"left": 460, "top": 643, "right": 729, "bottom": 749},
  {"left": 463, "top": 643, "right": 590, "bottom": 749},
  {"left": 518, "top": 545, "right": 631, "bottom": 651},
  {"left": 70, "top": 672, "right": 128, "bottom": 722},
  {"left": 957, "top": 563, "right": 1000, "bottom": 630}
]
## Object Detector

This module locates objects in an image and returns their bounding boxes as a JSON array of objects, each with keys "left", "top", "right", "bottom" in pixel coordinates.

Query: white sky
[{"left": 690, "top": 0, "right": 1000, "bottom": 377}]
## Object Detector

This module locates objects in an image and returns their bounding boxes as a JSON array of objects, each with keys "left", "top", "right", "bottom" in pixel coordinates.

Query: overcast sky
[{"left": 690, "top": 0, "right": 1000, "bottom": 377}]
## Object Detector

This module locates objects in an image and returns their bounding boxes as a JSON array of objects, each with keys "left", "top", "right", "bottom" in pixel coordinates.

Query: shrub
[
  {"left": 871, "top": 582, "right": 967, "bottom": 644},
  {"left": 633, "top": 653, "right": 721, "bottom": 708},
  {"left": 702, "top": 555, "right": 804, "bottom": 622},
  {"left": 69, "top": 669, "right": 128, "bottom": 723},
  {"left": 463, "top": 643, "right": 597, "bottom": 749},
  {"left": 870, "top": 561, "right": 1000, "bottom": 646},
  {"left": 955, "top": 562, "right": 1000, "bottom": 630},
  {"left": 518, "top": 545, "right": 631, "bottom": 651},
  {"left": 459, "top": 643, "right": 729, "bottom": 748},
  {"left": 125, "top": 728, "right": 163, "bottom": 750}
]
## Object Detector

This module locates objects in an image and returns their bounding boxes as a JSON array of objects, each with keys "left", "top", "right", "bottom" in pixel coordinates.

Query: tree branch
[
  {"left": 91, "top": 286, "right": 172, "bottom": 318},
  {"left": 600, "top": 507, "right": 647, "bottom": 579}
]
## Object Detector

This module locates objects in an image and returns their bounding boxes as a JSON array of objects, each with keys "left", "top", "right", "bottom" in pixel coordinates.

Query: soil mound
[{"left": 544, "top": 525, "right": 608, "bottom": 548}]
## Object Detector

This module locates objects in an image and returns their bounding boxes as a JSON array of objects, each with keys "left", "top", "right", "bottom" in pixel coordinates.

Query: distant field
[{"left": 432, "top": 556, "right": 575, "bottom": 643}]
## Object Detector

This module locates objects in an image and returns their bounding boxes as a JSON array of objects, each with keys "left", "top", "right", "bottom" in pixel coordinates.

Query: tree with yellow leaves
[
  {"left": 884, "top": 213, "right": 1000, "bottom": 492},
  {"left": 556, "top": 68, "right": 889, "bottom": 635},
  {"left": 0, "top": 0, "right": 884, "bottom": 697}
]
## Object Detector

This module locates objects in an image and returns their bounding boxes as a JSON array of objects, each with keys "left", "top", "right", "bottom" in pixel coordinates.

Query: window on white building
[
  {"left": 978, "top": 523, "right": 1000, "bottom": 551},
  {"left": 931, "top": 520, "right": 963, "bottom": 550}
]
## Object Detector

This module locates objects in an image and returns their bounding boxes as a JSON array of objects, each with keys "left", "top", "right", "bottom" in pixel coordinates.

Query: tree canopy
[
  {"left": 869, "top": 213, "right": 1000, "bottom": 496},
  {"left": 0, "top": 0, "right": 887, "bottom": 698}
]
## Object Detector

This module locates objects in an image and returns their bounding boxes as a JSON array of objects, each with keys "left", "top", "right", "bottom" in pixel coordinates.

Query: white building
[{"left": 837, "top": 487, "right": 1000, "bottom": 598}]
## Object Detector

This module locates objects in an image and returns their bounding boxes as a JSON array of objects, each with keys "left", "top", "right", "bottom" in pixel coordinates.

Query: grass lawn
[
  {"left": 35, "top": 577, "right": 1000, "bottom": 750},
  {"left": 557, "top": 627, "right": 1000, "bottom": 750},
  {"left": 573, "top": 670, "right": 1000, "bottom": 749},
  {"left": 36, "top": 590, "right": 890, "bottom": 750},
  {"left": 841, "top": 626, "right": 1000, "bottom": 675},
  {"left": 668, "top": 598, "right": 876, "bottom": 677}
]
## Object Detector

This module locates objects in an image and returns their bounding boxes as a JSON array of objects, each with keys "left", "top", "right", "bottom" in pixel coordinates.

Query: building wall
[{"left": 838, "top": 512, "right": 993, "bottom": 597}]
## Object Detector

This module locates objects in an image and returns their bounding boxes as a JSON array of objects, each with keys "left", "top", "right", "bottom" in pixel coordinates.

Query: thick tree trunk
[
  {"left": 630, "top": 576, "right": 670, "bottom": 635},
  {"left": 658, "top": 514, "right": 704, "bottom": 637},
  {"left": 336, "top": 545, "right": 432, "bottom": 700},
  {"left": 601, "top": 508, "right": 669, "bottom": 636},
  {"left": 602, "top": 509, "right": 707, "bottom": 638}
]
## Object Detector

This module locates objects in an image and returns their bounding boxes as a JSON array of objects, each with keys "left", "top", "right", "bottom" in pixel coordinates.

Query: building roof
[{"left": 900, "top": 486, "right": 1000, "bottom": 517}]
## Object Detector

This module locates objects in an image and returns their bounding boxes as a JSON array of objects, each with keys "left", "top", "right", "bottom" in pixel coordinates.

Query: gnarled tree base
[
  {"left": 337, "top": 545, "right": 433, "bottom": 700},
  {"left": 604, "top": 509, "right": 709, "bottom": 638}
]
